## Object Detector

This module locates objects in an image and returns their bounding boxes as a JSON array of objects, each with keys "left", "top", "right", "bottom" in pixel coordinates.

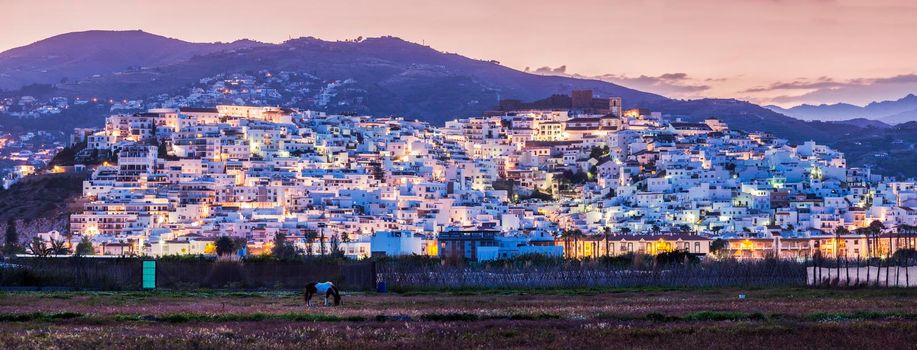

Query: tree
[
  {"left": 865, "top": 221, "right": 886, "bottom": 258},
  {"left": 271, "top": 232, "right": 300, "bottom": 260},
  {"left": 27, "top": 237, "right": 50, "bottom": 257},
  {"left": 330, "top": 235, "right": 344, "bottom": 257},
  {"left": 215, "top": 236, "right": 235, "bottom": 256},
  {"left": 834, "top": 227, "right": 849, "bottom": 259},
  {"left": 49, "top": 239, "right": 69, "bottom": 255},
  {"left": 3, "top": 219, "right": 21, "bottom": 255},
  {"left": 304, "top": 230, "right": 318, "bottom": 256},
  {"left": 710, "top": 238, "right": 728, "bottom": 256},
  {"left": 232, "top": 237, "right": 249, "bottom": 255},
  {"left": 589, "top": 146, "right": 609, "bottom": 159},
  {"left": 75, "top": 236, "right": 94, "bottom": 256},
  {"left": 603, "top": 227, "right": 612, "bottom": 258}
]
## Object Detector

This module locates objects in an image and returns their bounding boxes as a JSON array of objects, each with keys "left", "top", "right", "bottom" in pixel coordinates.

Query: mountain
[
  {"left": 0, "top": 31, "right": 887, "bottom": 142},
  {"left": 765, "top": 103, "right": 864, "bottom": 121},
  {"left": 880, "top": 109, "right": 917, "bottom": 124},
  {"left": 0, "top": 30, "right": 264, "bottom": 90},
  {"left": 1, "top": 30, "right": 916, "bottom": 178},
  {"left": 767, "top": 94, "right": 917, "bottom": 124},
  {"left": 18, "top": 35, "right": 665, "bottom": 124},
  {"left": 641, "top": 98, "right": 862, "bottom": 144},
  {"left": 0, "top": 30, "right": 870, "bottom": 136},
  {"left": 0, "top": 30, "right": 892, "bottom": 138},
  {"left": 829, "top": 118, "right": 892, "bottom": 129}
]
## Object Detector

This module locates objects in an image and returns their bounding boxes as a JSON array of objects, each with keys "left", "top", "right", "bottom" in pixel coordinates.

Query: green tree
[
  {"left": 27, "top": 237, "right": 50, "bottom": 257},
  {"left": 215, "top": 236, "right": 235, "bottom": 256},
  {"left": 304, "top": 230, "right": 318, "bottom": 256},
  {"left": 867, "top": 221, "right": 886, "bottom": 258},
  {"left": 75, "top": 236, "right": 94, "bottom": 256},
  {"left": 3, "top": 219, "right": 22, "bottom": 255},
  {"left": 49, "top": 239, "right": 69, "bottom": 255},
  {"left": 271, "top": 232, "right": 300, "bottom": 260},
  {"left": 330, "top": 235, "right": 344, "bottom": 258},
  {"left": 710, "top": 238, "right": 728, "bottom": 254}
]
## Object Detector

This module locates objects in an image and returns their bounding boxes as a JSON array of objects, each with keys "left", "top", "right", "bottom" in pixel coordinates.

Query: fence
[
  {"left": 6, "top": 256, "right": 913, "bottom": 291},
  {"left": 0, "top": 257, "right": 376, "bottom": 291},
  {"left": 807, "top": 258, "right": 917, "bottom": 287},
  {"left": 377, "top": 259, "right": 808, "bottom": 290}
]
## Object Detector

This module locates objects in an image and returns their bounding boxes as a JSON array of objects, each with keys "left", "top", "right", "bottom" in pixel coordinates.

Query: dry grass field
[{"left": 0, "top": 287, "right": 915, "bottom": 349}]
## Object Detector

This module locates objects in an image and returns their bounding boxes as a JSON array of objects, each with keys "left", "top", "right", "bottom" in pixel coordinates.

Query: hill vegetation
[{"left": 0, "top": 173, "right": 86, "bottom": 242}]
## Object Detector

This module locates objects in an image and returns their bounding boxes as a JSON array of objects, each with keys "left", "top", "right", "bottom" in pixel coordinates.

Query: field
[{"left": 1, "top": 288, "right": 916, "bottom": 349}]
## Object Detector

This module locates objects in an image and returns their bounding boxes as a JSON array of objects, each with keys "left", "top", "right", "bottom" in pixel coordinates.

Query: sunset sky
[{"left": 2, "top": 0, "right": 916, "bottom": 107}]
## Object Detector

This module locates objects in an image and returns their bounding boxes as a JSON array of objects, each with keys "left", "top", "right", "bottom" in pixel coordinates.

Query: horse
[{"left": 304, "top": 281, "right": 341, "bottom": 306}]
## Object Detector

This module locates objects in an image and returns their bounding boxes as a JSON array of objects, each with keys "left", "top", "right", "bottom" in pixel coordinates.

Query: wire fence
[
  {"left": 377, "top": 259, "right": 809, "bottom": 290},
  {"left": 4, "top": 255, "right": 915, "bottom": 291},
  {"left": 0, "top": 257, "right": 376, "bottom": 290}
]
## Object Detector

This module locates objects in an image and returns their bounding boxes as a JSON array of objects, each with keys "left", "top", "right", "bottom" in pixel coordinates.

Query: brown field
[{"left": 0, "top": 287, "right": 916, "bottom": 349}]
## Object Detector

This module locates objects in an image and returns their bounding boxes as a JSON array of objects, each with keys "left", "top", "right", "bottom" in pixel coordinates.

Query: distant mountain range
[
  {"left": 767, "top": 94, "right": 917, "bottom": 124},
  {"left": 0, "top": 30, "right": 668, "bottom": 124},
  {"left": 0, "top": 30, "right": 864, "bottom": 138},
  {"left": 1, "top": 30, "right": 916, "bottom": 178}
]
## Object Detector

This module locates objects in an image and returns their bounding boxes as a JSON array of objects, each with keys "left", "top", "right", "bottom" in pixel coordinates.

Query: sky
[{"left": 1, "top": 0, "right": 917, "bottom": 107}]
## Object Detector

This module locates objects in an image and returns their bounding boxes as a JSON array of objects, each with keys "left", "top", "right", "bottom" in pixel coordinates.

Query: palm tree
[
  {"left": 866, "top": 221, "right": 887, "bottom": 286},
  {"left": 27, "top": 237, "right": 49, "bottom": 257},
  {"left": 603, "top": 227, "right": 612, "bottom": 258},
  {"left": 856, "top": 227, "right": 871, "bottom": 286},
  {"left": 49, "top": 239, "right": 69, "bottom": 255},
  {"left": 75, "top": 237, "right": 94, "bottom": 256},
  {"left": 868, "top": 221, "right": 886, "bottom": 258},
  {"left": 901, "top": 225, "right": 917, "bottom": 286},
  {"left": 835, "top": 226, "right": 849, "bottom": 286},
  {"left": 215, "top": 236, "right": 235, "bottom": 256}
]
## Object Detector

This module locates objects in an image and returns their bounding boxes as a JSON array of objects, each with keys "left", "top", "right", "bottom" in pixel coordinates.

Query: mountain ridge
[
  {"left": 1, "top": 30, "right": 917, "bottom": 178},
  {"left": 0, "top": 30, "right": 266, "bottom": 90},
  {"left": 0, "top": 30, "right": 893, "bottom": 140},
  {"left": 766, "top": 94, "right": 917, "bottom": 124}
]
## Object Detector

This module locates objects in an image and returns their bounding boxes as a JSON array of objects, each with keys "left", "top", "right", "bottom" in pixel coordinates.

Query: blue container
[{"left": 376, "top": 281, "right": 387, "bottom": 293}]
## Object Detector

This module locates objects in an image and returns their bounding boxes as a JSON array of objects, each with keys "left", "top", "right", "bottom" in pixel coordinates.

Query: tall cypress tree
[{"left": 4, "top": 218, "right": 20, "bottom": 254}]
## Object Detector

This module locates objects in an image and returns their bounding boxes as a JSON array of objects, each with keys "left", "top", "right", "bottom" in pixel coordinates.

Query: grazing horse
[{"left": 304, "top": 281, "right": 341, "bottom": 306}]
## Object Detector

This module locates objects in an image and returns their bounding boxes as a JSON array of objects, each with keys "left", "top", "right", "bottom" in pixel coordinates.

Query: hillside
[
  {"left": 640, "top": 98, "right": 859, "bottom": 144},
  {"left": 0, "top": 173, "right": 87, "bottom": 242},
  {"left": 1, "top": 30, "right": 915, "bottom": 178},
  {"left": 0, "top": 30, "right": 829, "bottom": 129},
  {"left": 24, "top": 35, "right": 663, "bottom": 124},
  {"left": 0, "top": 30, "right": 264, "bottom": 90}
]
